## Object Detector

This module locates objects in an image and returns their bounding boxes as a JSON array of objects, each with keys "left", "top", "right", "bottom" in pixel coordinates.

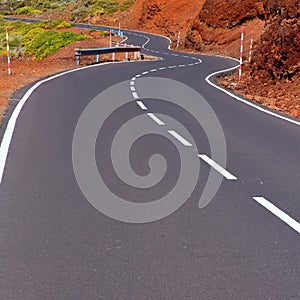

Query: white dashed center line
[
  {"left": 253, "top": 197, "right": 300, "bottom": 234},
  {"left": 132, "top": 92, "right": 139, "bottom": 99},
  {"left": 136, "top": 101, "right": 147, "bottom": 110},
  {"left": 168, "top": 130, "right": 192, "bottom": 147},
  {"left": 147, "top": 113, "right": 165, "bottom": 125},
  {"left": 126, "top": 33, "right": 298, "bottom": 239},
  {"left": 198, "top": 154, "right": 238, "bottom": 180}
]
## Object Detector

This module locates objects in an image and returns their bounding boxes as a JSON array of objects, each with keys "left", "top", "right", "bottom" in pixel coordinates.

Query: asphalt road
[{"left": 0, "top": 22, "right": 300, "bottom": 299}]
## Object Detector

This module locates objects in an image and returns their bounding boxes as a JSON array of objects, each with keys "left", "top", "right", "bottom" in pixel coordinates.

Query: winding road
[{"left": 0, "top": 22, "right": 300, "bottom": 299}]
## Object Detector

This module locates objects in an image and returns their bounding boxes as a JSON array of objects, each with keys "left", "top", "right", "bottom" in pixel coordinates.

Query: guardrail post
[
  {"left": 74, "top": 46, "right": 141, "bottom": 65},
  {"left": 76, "top": 55, "right": 80, "bottom": 66},
  {"left": 125, "top": 43, "right": 128, "bottom": 60}
]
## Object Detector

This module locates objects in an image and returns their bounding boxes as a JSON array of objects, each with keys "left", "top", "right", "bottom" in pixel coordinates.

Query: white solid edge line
[
  {"left": 205, "top": 64, "right": 300, "bottom": 127},
  {"left": 147, "top": 113, "right": 165, "bottom": 125},
  {"left": 136, "top": 101, "right": 147, "bottom": 110},
  {"left": 120, "top": 36, "right": 128, "bottom": 44},
  {"left": 130, "top": 86, "right": 136, "bottom": 91},
  {"left": 198, "top": 154, "right": 238, "bottom": 180},
  {"left": 0, "top": 28, "right": 172, "bottom": 183},
  {"left": 0, "top": 61, "right": 131, "bottom": 184},
  {"left": 141, "top": 36, "right": 151, "bottom": 48},
  {"left": 253, "top": 197, "right": 300, "bottom": 234},
  {"left": 168, "top": 130, "right": 192, "bottom": 147}
]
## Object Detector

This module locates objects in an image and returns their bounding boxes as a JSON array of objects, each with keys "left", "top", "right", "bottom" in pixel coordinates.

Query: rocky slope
[
  {"left": 128, "top": 0, "right": 299, "bottom": 117},
  {"left": 0, "top": 0, "right": 299, "bottom": 119},
  {"left": 251, "top": 0, "right": 300, "bottom": 82}
]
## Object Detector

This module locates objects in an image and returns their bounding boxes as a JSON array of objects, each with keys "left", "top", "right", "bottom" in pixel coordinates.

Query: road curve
[{"left": 0, "top": 22, "right": 300, "bottom": 299}]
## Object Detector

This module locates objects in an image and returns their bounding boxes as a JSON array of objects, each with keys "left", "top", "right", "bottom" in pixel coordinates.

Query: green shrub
[
  {"left": 96, "top": 0, "right": 118, "bottom": 14},
  {"left": 52, "top": 19, "right": 71, "bottom": 29},
  {"left": 0, "top": 20, "right": 89, "bottom": 59},
  {"left": 0, "top": 47, "right": 7, "bottom": 56},
  {"left": 50, "top": 3, "right": 59, "bottom": 9},
  {"left": 120, "top": 0, "right": 134, "bottom": 11},
  {"left": 98, "top": 30, "right": 109, "bottom": 37},
  {"left": 9, "top": 36, "right": 21, "bottom": 48},
  {"left": 70, "top": 0, "right": 118, "bottom": 20},
  {"left": 23, "top": 29, "right": 87, "bottom": 59},
  {"left": 0, "top": 10, "right": 10, "bottom": 16},
  {"left": 15, "top": 6, "right": 41, "bottom": 16}
]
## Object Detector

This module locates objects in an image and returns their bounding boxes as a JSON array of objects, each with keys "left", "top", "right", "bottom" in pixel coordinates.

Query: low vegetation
[
  {"left": 0, "top": 1, "right": 136, "bottom": 59},
  {"left": 0, "top": 18, "right": 88, "bottom": 59},
  {"left": 1, "top": 0, "right": 135, "bottom": 22}
]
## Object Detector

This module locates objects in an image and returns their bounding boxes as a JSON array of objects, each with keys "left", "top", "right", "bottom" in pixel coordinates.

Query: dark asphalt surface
[{"left": 0, "top": 21, "right": 300, "bottom": 299}]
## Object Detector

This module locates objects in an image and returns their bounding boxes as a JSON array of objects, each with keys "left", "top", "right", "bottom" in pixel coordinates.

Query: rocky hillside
[
  {"left": 131, "top": 0, "right": 299, "bottom": 83},
  {"left": 185, "top": 0, "right": 265, "bottom": 55},
  {"left": 0, "top": 0, "right": 299, "bottom": 118},
  {"left": 126, "top": 0, "right": 300, "bottom": 117},
  {"left": 251, "top": 0, "right": 300, "bottom": 82}
]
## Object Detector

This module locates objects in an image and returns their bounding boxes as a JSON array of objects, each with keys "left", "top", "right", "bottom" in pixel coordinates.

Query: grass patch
[
  {"left": 120, "top": 0, "right": 134, "bottom": 11},
  {"left": 70, "top": 0, "right": 119, "bottom": 21},
  {"left": 24, "top": 29, "right": 86, "bottom": 59},
  {"left": 15, "top": 6, "right": 41, "bottom": 16},
  {"left": 0, "top": 19, "right": 88, "bottom": 59}
]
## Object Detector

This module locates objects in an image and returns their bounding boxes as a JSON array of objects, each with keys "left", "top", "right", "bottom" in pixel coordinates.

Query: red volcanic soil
[
  {"left": 0, "top": 0, "right": 299, "bottom": 122},
  {"left": 122, "top": 0, "right": 300, "bottom": 118},
  {"left": 0, "top": 29, "right": 124, "bottom": 123}
]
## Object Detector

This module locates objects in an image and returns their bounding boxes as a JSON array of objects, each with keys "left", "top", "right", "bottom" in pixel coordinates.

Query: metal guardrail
[
  {"left": 111, "top": 29, "right": 124, "bottom": 38},
  {"left": 75, "top": 46, "right": 141, "bottom": 65}
]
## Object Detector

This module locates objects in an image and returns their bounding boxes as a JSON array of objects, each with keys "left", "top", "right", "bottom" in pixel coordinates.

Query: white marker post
[
  {"left": 238, "top": 27, "right": 244, "bottom": 81},
  {"left": 176, "top": 30, "right": 181, "bottom": 49},
  {"left": 109, "top": 28, "right": 112, "bottom": 48},
  {"left": 249, "top": 38, "right": 253, "bottom": 63},
  {"left": 132, "top": 44, "right": 137, "bottom": 60},
  {"left": 6, "top": 27, "right": 11, "bottom": 75},
  {"left": 125, "top": 43, "right": 128, "bottom": 60},
  {"left": 110, "top": 28, "right": 115, "bottom": 62}
]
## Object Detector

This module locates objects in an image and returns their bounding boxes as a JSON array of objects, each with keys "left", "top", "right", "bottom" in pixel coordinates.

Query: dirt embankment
[
  {"left": 123, "top": 0, "right": 299, "bottom": 118},
  {"left": 0, "top": 29, "right": 124, "bottom": 123},
  {"left": 219, "top": 0, "right": 300, "bottom": 118},
  {"left": 1, "top": 0, "right": 299, "bottom": 123}
]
